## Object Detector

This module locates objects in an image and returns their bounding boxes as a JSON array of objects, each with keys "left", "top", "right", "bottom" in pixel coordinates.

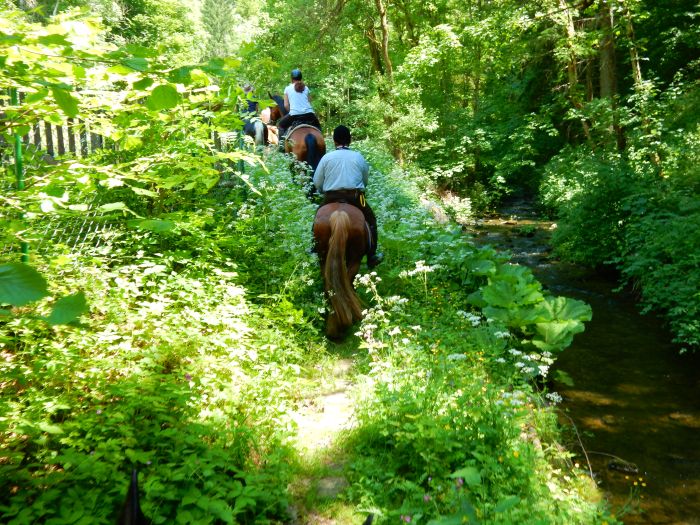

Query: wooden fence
[{"left": 1, "top": 91, "right": 226, "bottom": 160}]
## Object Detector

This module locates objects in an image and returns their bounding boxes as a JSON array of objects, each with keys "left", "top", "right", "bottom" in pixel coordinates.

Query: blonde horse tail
[{"left": 326, "top": 210, "right": 362, "bottom": 328}]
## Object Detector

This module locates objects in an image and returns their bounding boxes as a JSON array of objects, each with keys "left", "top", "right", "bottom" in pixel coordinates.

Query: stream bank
[{"left": 469, "top": 200, "right": 700, "bottom": 524}]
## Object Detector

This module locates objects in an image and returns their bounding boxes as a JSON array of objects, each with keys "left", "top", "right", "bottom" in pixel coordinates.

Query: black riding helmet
[{"left": 291, "top": 68, "right": 302, "bottom": 80}]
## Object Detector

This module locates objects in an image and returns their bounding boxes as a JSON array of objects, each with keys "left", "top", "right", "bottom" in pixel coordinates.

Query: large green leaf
[
  {"left": 534, "top": 296, "right": 593, "bottom": 323},
  {"left": 48, "top": 292, "right": 88, "bottom": 325},
  {"left": 0, "top": 263, "right": 49, "bottom": 306},
  {"left": 494, "top": 495, "right": 520, "bottom": 513},
  {"left": 532, "top": 320, "right": 585, "bottom": 352},
  {"left": 481, "top": 279, "right": 543, "bottom": 308},
  {"left": 126, "top": 219, "right": 176, "bottom": 233},
  {"left": 122, "top": 57, "right": 149, "bottom": 72},
  {"left": 449, "top": 466, "right": 481, "bottom": 486},
  {"left": 146, "top": 84, "right": 180, "bottom": 110},
  {"left": 51, "top": 87, "right": 79, "bottom": 117}
]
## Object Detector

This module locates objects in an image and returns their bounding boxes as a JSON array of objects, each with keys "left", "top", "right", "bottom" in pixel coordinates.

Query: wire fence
[{"left": 1, "top": 91, "right": 243, "bottom": 263}]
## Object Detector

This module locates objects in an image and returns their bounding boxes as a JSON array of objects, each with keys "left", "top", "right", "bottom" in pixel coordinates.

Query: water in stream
[{"left": 469, "top": 201, "right": 700, "bottom": 525}]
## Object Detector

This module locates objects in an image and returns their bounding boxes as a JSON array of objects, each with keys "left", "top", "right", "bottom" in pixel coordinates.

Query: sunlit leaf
[
  {"left": 98, "top": 202, "right": 128, "bottom": 212},
  {"left": 122, "top": 57, "right": 148, "bottom": 72},
  {"left": 48, "top": 292, "right": 88, "bottom": 325},
  {"left": 146, "top": 84, "right": 180, "bottom": 110},
  {"left": 494, "top": 495, "right": 520, "bottom": 513},
  {"left": 133, "top": 77, "right": 154, "bottom": 90},
  {"left": 37, "top": 34, "right": 71, "bottom": 46},
  {"left": 51, "top": 87, "right": 79, "bottom": 117},
  {"left": 0, "top": 263, "right": 49, "bottom": 306},
  {"left": 24, "top": 89, "right": 49, "bottom": 103}
]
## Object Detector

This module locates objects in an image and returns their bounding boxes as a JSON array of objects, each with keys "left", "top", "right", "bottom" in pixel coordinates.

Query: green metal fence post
[
  {"left": 238, "top": 134, "right": 245, "bottom": 174},
  {"left": 10, "top": 87, "right": 29, "bottom": 262}
]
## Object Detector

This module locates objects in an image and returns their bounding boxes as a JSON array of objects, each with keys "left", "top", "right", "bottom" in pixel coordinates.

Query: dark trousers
[
  {"left": 320, "top": 190, "right": 378, "bottom": 256},
  {"left": 278, "top": 112, "right": 321, "bottom": 139}
]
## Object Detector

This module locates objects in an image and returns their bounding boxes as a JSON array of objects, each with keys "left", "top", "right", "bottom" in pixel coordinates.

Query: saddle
[
  {"left": 284, "top": 123, "right": 321, "bottom": 142},
  {"left": 317, "top": 199, "right": 374, "bottom": 252}
]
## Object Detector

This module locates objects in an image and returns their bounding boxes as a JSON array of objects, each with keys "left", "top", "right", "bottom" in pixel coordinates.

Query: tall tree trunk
[
  {"left": 394, "top": 0, "right": 418, "bottom": 46},
  {"left": 598, "top": 1, "right": 617, "bottom": 99},
  {"left": 619, "top": 0, "right": 643, "bottom": 88},
  {"left": 597, "top": 0, "right": 625, "bottom": 150},
  {"left": 558, "top": 0, "right": 593, "bottom": 144},
  {"left": 365, "top": 23, "right": 385, "bottom": 75},
  {"left": 618, "top": 0, "right": 662, "bottom": 169},
  {"left": 374, "top": 0, "right": 393, "bottom": 80}
]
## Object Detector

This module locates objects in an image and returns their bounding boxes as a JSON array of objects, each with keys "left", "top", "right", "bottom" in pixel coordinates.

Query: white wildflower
[{"left": 546, "top": 392, "right": 563, "bottom": 404}]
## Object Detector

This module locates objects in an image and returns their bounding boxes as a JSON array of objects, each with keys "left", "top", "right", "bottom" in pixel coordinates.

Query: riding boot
[{"left": 367, "top": 224, "right": 383, "bottom": 268}]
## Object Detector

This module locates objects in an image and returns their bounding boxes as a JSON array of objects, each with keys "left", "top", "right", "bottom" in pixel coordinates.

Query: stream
[{"left": 469, "top": 200, "right": 700, "bottom": 524}]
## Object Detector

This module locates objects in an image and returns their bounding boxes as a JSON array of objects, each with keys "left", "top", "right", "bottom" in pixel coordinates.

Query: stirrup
[{"left": 367, "top": 252, "right": 383, "bottom": 269}]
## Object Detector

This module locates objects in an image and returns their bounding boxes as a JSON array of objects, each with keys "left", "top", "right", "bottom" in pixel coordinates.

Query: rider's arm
[
  {"left": 283, "top": 92, "right": 290, "bottom": 113},
  {"left": 360, "top": 155, "right": 370, "bottom": 188},
  {"left": 313, "top": 157, "right": 327, "bottom": 193}
]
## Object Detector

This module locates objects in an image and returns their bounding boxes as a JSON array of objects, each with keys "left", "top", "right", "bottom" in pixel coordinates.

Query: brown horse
[
  {"left": 285, "top": 124, "right": 326, "bottom": 173},
  {"left": 267, "top": 93, "right": 325, "bottom": 172},
  {"left": 313, "top": 203, "right": 369, "bottom": 338}
]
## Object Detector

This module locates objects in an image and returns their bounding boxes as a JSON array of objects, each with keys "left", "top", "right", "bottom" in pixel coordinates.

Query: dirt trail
[{"left": 287, "top": 358, "right": 362, "bottom": 525}]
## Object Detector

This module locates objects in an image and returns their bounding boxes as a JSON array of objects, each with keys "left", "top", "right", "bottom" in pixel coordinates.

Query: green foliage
[
  {"left": 540, "top": 149, "right": 637, "bottom": 266},
  {"left": 336, "top": 141, "right": 611, "bottom": 524},
  {"left": 541, "top": 77, "right": 700, "bottom": 349}
]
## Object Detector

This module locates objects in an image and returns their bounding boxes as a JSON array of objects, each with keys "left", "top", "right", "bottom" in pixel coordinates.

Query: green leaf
[
  {"left": 107, "top": 64, "right": 135, "bottom": 75},
  {"left": 38, "top": 421, "right": 64, "bottom": 434},
  {"left": 122, "top": 57, "right": 149, "bottom": 72},
  {"left": 128, "top": 186, "right": 158, "bottom": 197},
  {"left": 124, "top": 44, "right": 157, "bottom": 58},
  {"left": 24, "top": 89, "right": 49, "bottom": 103},
  {"left": 98, "top": 202, "right": 128, "bottom": 213},
  {"left": 37, "top": 34, "right": 71, "bottom": 46},
  {"left": 146, "top": 84, "right": 180, "bottom": 111},
  {"left": 48, "top": 292, "right": 88, "bottom": 325},
  {"left": 126, "top": 219, "right": 176, "bottom": 233},
  {"left": 449, "top": 466, "right": 481, "bottom": 486},
  {"left": 133, "top": 77, "right": 154, "bottom": 90},
  {"left": 467, "top": 259, "right": 496, "bottom": 276},
  {"left": 182, "top": 487, "right": 201, "bottom": 507},
  {"left": 51, "top": 87, "right": 79, "bottom": 117},
  {"left": 494, "top": 495, "right": 520, "bottom": 513},
  {"left": 0, "top": 263, "right": 49, "bottom": 306}
]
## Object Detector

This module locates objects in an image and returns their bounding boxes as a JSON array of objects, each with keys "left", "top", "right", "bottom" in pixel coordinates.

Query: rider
[
  {"left": 277, "top": 69, "right": 321, "bottom": 151},
  {"left": 313, "top": 125, "right": 383, "bottom": 269},
  {"left": 241, "top": 83, "right": 267, "bottom": 144}
]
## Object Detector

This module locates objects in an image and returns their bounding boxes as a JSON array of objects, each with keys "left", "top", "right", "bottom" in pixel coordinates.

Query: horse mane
[{"left": 268, "top": 93, "right": 287, "bottom": 117}]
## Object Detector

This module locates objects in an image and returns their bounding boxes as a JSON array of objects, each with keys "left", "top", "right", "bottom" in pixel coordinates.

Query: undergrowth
[{"left": 1, "top": 144, "right": 616, "bottom": 524}]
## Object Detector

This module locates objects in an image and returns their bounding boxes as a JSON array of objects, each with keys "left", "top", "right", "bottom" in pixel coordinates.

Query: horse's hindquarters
[{"left": 313, "top": 203, "right": 367, "bottom": 338}]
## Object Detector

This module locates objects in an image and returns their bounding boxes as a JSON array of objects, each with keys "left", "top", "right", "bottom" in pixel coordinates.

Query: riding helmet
[{"left": 291, "top": 69, "right": 302, "bottom": 80}]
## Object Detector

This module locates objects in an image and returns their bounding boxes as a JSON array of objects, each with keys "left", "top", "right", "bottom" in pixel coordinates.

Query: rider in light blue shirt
[{"left": 313, "top": 125, "right": 383, "bottom": 268}]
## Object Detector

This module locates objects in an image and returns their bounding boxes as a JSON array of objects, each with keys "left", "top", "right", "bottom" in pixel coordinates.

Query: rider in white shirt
[{"left": 277, "top": 69, "right": 321, "bottom": 149}]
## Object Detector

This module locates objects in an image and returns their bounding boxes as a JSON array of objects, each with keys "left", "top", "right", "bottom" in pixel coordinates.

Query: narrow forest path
[{"left": 286, "top": 355, "right": 365, "bottom": 525}]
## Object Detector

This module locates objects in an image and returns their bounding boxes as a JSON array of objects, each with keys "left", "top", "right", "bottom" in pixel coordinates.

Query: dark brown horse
[{"left": 313, "top": 203, "right": 369, "bottom": 338}]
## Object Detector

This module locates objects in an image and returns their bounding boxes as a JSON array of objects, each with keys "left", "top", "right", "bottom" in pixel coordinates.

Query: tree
[{"left": 201, "top": 0, "right": 237, "bottom": 59}]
